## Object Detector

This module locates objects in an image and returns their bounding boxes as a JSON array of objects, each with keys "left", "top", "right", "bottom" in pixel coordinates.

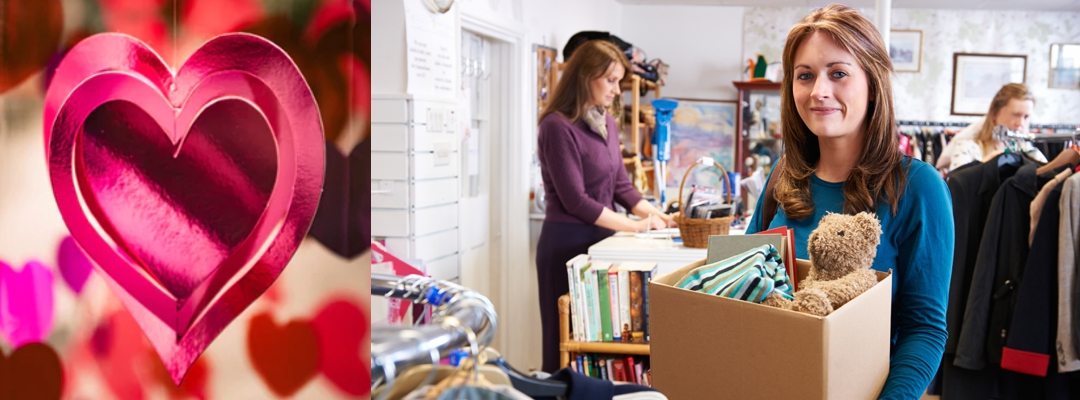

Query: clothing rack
[
  {"left": 370, "top": 274, "right": 498, "bottom": 389},
  {"left": 938, "top": 124, "right": 1080, "bottom": 398},
  {"left": 897, "top": 120, "right": 971, "bottom": 127},
  {"left": 994, "top": 126, "right": 1080, "bottom": 143},
  {"left": 898, "top": 120, "right": 1080, "bottom": 132}
]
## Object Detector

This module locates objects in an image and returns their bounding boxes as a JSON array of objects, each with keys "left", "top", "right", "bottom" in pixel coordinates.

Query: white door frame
[{"left": 459, "top": 14, "right": 534, "bottom": 368}]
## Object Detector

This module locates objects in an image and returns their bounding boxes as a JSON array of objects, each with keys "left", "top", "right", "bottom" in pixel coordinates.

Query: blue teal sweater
[{"left": 746, "top": 156, "right": 953, "bottom": 400}]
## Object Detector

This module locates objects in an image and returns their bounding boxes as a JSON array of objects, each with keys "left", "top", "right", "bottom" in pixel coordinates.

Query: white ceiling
[{"left": 614, "top": 0, "right": 1080, "bottom": 11}]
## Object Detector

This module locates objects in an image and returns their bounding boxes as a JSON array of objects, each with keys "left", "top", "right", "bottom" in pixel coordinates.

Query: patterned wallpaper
[{"left": 743, "top": 7, "right": 1080, "bottom": 125}]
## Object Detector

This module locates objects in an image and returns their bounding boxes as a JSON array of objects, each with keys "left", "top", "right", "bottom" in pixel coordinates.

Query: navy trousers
[{"left": 535, "top": 221, "right": 614, "bottom": 373}]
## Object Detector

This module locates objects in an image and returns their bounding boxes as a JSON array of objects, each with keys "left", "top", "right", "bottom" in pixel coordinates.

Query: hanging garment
[
  {"left": 1030, "top": 169, "right": 1073, "bottom": 244},
  {"left": 955, "top": 164, "right": 1059, "bottom": 370},
  {"left": 899, "top": 133, "right": 913, "bottom": 157},
  {"left": 1002, "top": 178, "right": 1067, "bottom": 377},
  {"left": 402, "top": 384, "right": 533, "bottom": 400},
  {"left": 1060, "top": 173, "right": 1080, "bottom": 372},
  {"left": 939, "top": 354, "right": 1000, "bottom": 400},
  {"left": 932, "top": 131, "right": 945, "bottom": 163},
  {"left": 533, "top": 368, "right": 665, "bottom": 400},
  {"left": 941, "top": 156, "right": 1036, "bottom": 398},
  {"left": 911, "top": 132, "right": 923, "bottom": 161},
  {"left": 963, "top": 164, "right": 1036, "bottom": 369},
  {"left": 944, "top": 156, "right": 1031, "bottom": 357},
  {"left": 998, "top": 174, "right": 1080, "bottom": 400},
  {"left": 924, "top": 131, "right": 937, "bottom": 166},
  {"left": 939, "top": 132, "right": 950, "bottom": 164}
]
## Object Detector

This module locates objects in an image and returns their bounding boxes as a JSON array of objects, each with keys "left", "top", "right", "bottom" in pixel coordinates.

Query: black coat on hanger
[{"left": 487, "top": 356, "right": 568, "bottom": 397}]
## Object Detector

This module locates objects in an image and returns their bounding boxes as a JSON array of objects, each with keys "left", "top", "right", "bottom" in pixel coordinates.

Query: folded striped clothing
[{"left": 674, "top": 244, "right": 793, "bottom": 303}]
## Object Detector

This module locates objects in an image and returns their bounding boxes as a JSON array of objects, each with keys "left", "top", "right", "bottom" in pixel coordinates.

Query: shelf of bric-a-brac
[{"left": 557, "top": 294, "right": 650, "bottom": 368}]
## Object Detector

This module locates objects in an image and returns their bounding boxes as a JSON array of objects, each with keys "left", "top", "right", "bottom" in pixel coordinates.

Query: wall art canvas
[{"left": 665, "top": 99, "right": 737, "bottom": 194}]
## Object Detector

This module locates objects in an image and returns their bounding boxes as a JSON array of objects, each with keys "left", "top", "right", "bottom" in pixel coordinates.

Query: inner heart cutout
[
  {"left": 82, "top": 99, "right": 278, "bottom": 299},
  {"left": 44, "top": 33, "right": 324, "bottom": 384}
]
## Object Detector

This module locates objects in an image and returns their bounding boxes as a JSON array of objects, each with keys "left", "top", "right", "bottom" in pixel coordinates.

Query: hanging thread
[
  {"left": 173, "top": 0, "right": 178, "bottom": 70},
  {"left": 349, "top": 0, "right": 357, "bottom": 144}
]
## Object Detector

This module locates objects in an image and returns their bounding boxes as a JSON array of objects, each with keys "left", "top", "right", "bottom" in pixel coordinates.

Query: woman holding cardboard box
[
  {"left": 535, "top": 39, "right": 673, "bottom": 373},
  {"left": 745, "top": 4, "right": 954, "bottom": 399}
]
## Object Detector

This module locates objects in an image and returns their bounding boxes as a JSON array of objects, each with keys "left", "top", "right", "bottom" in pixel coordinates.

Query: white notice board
[{"left": 403, "top": 0, "right": 457, "bottom": 100}]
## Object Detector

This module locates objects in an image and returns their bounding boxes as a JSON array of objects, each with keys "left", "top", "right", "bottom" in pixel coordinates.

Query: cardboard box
[{"left": 650, "top": 259, "right": 892, "bottom": 400}]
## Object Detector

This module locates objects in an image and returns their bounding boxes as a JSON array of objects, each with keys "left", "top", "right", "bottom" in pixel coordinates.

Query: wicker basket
[{"left": 672, "top": 159, "right": 734, "bottom": 248}]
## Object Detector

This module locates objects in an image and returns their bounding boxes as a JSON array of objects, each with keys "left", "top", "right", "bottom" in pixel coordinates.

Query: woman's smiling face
[{"left": 792, "top": 31, "right": 870, "bottom": 143}]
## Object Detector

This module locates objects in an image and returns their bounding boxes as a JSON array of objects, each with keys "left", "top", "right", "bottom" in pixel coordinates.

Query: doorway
[
  {"left": 457, "top": 23, "right": 540, "bottom": 371},
  {"left": 458, "top": 29, "right": 493, "bottom": 302}
]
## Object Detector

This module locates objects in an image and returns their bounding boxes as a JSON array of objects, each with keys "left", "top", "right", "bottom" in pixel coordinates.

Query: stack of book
[
  {"left": 565, "top": 255, "right": 658, "bottom": 343},
  {"left": 570, "top": 353, "right": 651, "bottom": 386}
]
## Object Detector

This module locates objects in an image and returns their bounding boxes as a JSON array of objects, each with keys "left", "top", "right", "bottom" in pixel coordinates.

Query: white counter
[{"left": 587, "top": 227, "right": 746, "bottom": 277}]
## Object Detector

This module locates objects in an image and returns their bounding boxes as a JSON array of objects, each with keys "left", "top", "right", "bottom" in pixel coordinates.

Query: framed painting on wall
[
  {"left": 889, "top": 30, "right": 922, "bottom": 72},
  {"left": 664, "top": 99, "right": 738, "bottom": 194},
  {"left": 951, "top": 53, "right": 1027, "bottom": 116},
  {"left": 1049, "top": 44, "right": 1080, "bottom": 89}
]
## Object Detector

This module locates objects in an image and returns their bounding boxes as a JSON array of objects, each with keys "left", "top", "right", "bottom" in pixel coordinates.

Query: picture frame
[
  {"left": 951, "top": 53, "right": 1027, "bottom": 116},
  {"left": 664, "top": 99, "right": 738, "bottom": 192},
  {"left": 1049, "top": 44, "right": 1080, "bottom": 89},
  {"left": 889, "top": 30, "right": 922, "bottom": 73}
]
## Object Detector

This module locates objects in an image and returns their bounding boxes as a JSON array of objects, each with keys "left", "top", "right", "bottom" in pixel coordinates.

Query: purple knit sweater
[{"left": 537, "top": 112, "right": 643, "bottom": 225}]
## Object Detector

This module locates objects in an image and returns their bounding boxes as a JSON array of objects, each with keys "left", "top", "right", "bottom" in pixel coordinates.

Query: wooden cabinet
[{"left": 733, "top": 81, "right": 784, "bottom": 177}]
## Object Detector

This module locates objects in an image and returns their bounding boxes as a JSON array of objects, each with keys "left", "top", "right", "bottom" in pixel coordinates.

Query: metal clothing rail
[
  {"left": 898, "top": 120, "right": 1080, "bottom": 132},
  {"left": 370, "top": 274, "right": 499, "bottom": 390},
  {"left": 897, "top": 120, "right": 971, "bottom": 127},
  {"left": 994, "top": 126, "right": 1080, "bottom": 143}
]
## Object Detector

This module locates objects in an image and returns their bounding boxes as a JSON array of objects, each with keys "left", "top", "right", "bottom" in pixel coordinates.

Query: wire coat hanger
[{"left": 425, "top": 316, "right": 494, "bottom": 399}]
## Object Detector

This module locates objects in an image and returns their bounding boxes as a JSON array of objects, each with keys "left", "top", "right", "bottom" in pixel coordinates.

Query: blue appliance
[{"left": 651, "top": 98, "right": 678, "bottom": 206}]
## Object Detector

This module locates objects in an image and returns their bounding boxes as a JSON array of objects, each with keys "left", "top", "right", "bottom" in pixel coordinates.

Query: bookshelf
[
  {"left": 558, "top": 294, "right": 650, "bottom": 368},
  {"left": 621, "top": 75, "right": 659, "bottom": 197},
  {"left": 621, "top": 74, "right": 659, "bottom": 159}
]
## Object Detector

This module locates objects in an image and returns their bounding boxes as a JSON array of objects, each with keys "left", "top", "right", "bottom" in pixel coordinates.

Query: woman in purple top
[{"left": 535, "top": 39, "right": 671, "bottom": 372}]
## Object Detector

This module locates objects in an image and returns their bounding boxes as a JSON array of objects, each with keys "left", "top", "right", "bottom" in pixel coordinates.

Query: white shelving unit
[{"left": 371, "top": 94, "right": 462, "bottom": 282}]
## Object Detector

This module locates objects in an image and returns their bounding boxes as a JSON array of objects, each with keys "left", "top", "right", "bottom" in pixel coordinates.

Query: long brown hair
[
  {"left": 776, "top": 3, "right": 906, "bottom": 219},
  {"left": 541, "top": 40, "right": 631, "bottom": 122},
  {"left": 975, "top": 83, "right": 1035, "bottom": 155}
]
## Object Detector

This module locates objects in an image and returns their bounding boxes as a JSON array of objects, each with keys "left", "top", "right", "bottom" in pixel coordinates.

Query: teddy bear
[{"left": 762, "top": 211, "right": 883, "bottom": 316}]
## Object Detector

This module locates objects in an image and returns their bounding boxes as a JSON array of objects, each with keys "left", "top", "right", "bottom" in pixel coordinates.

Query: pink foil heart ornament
[
  {"left": 57, "top": 236, "right": 93, "bottom": 294},
  {"left": 0, "top": 261, "right": 55, "bottom": 348},
  {"left": 43, "top": 33, "right": 325, "bottom": 384}
]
